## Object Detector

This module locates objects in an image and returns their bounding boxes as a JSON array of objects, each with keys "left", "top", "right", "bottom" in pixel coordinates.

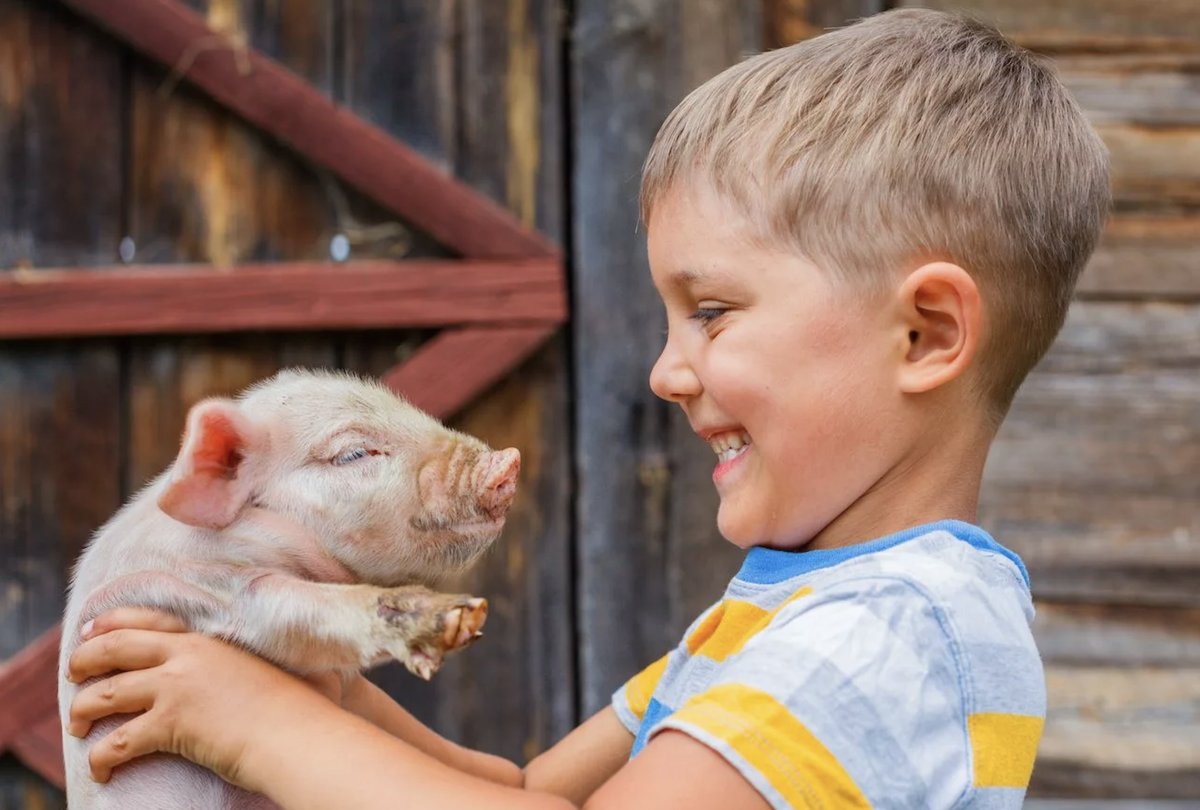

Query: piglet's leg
[
  {"left": 217, "top": 575, "right": 487, "bottom": 680},
  {"left": 76, "top": 571, "right": 227, "bottom": 641}
]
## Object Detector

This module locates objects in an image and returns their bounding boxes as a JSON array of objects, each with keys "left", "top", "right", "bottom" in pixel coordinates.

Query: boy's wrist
[{"left": 235, "top": 683, "right": 356, "bottom": 796}]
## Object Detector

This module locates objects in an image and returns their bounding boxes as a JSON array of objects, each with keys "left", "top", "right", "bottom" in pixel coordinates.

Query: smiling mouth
[{"left": 708, "top": 431, "right": 751, "bottom": 464}]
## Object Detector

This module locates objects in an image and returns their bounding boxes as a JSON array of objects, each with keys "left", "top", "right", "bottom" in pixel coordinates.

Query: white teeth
[{"left": 707, "top": 432, "right": 751, "bottom": 462}]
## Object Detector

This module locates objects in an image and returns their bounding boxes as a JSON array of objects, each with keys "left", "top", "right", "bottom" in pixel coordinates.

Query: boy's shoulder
[
  {"left": 739, "top": 521, "right": 1042, "bottom": 692},
  {"left": 722, "top": 519, "right": 1035, "bottom": 642},
  {"left": 615, "top": 520, "right": 1046, "bottom": 809}
]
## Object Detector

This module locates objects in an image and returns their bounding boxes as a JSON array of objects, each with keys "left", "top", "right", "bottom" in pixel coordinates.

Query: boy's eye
[{"left": 689, "top": 307, "right": 726, "bottom": 325}]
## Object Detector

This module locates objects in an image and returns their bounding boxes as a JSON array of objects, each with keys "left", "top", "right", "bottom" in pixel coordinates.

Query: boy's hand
[
  {"left": 72, "top": 608, "right": 355, "bottom": 703},
  {"left": 66, "top": 609, "right": 336, "bottom": 790}
]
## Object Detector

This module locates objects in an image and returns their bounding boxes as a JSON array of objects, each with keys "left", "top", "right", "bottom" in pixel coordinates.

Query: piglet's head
[{"left": 157, "top": 370, "right": 521, "bottom": 586}]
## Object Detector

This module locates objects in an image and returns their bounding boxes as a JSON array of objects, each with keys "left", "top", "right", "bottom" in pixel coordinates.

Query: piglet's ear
[{"left": 157, "top": 398, "right": 263, "bottom": 530}]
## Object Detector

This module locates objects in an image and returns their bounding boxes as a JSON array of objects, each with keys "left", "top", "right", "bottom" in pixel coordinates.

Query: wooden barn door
[{"left": 0, "top": 0, "right": 573, "bottom": 805}]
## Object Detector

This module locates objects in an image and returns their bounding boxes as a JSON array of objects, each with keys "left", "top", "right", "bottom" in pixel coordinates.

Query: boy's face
[{"left": 647, "top": 184, "right": 908, "bottom": 551}]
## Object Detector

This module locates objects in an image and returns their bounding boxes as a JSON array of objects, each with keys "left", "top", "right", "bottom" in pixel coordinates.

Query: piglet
[{"left": 57, "top": 368, "right": 521, "bottom": 810}]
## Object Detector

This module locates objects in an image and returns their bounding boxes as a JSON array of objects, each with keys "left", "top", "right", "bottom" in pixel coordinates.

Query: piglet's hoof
[
  {"left": 377, "top": 588, "right": 489, "bottom": 681},
  {"left": 442, "top": 598, "right": 488, "bottom": 650}
]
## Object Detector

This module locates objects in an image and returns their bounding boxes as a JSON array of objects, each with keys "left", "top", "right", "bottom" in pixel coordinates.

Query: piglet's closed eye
[{"left": 158, "top": 398, "right": 265, "bottom": 530}]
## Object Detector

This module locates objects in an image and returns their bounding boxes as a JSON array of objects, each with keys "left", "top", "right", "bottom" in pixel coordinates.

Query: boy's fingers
[
  {"left": 67, "top": 628, "right": 172, "bottom": 683},
  {"left": 87, "top": 712, "right": 166, "bottom": 783},
  {"left": 68, "top": 671, "right": 156, "bottom": 738},
  {"left": 84, "top": 608, "right": 188, "bottom": 639}
]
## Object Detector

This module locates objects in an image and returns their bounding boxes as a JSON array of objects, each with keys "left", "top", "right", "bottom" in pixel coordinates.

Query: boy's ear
[
  {"left": 895, "top": 261, "right": 982, "bottom": 395},
  {"left": 158, "top": 398, "right": 265, "bottom": 529}
]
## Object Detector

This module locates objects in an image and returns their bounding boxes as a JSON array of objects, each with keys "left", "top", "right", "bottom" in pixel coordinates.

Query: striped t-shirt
[{"left": 611, "top": 520, "right": 1045, "bottom": 809}]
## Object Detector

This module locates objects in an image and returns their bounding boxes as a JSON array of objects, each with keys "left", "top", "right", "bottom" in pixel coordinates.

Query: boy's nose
[{"left": 649, "top": 343, "right": 702, "bottom": 403}]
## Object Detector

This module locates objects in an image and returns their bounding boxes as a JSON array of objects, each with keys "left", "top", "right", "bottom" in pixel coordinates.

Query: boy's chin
[
  {"left": 717, "top": 502, "right": 818, "bottom": 553},
  {"left": 716, "top": 505, "right": 773, "bottom": 551}
]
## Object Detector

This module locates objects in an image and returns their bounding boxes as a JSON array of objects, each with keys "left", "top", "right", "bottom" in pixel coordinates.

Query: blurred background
[{"left": 0, "top": 0, "right": 1197, "bottom": 807}]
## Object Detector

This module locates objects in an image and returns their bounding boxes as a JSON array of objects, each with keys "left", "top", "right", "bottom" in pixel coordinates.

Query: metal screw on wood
[{"left": 330, "top": 233, "right": 351, "bottom": 262}]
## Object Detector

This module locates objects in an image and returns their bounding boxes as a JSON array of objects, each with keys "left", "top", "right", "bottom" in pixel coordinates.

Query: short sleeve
[
  {"left": 645, "top": 577, "right": 975, "bottom": 810},
  {"left": 611, "top": 651, "right": 671, "bottom": 736}
]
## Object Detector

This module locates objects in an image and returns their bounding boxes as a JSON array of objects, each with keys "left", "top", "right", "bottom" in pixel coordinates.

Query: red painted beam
[
  {"left": 0, "top": 259, "right": 566, "bottom": 339},
  {"left": 12, "top": 714, "right": 65, "bottom": 789},
  {"left": 56, "top": 0, "right": 561, "bottom": 261},
  {"left": 384, "top": 326, "right": 556, "bottom": 419},
  {"left": 0, "top": 625, "right": 61, "bottom": 752}
]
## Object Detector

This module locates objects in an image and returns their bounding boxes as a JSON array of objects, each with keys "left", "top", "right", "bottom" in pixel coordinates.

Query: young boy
[{"left": 65, "top": 7, "right": 1110, "bottom": 809}]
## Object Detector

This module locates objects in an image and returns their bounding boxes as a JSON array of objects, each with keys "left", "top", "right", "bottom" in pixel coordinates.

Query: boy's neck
[{"left": 804, "top": 415, "right": 993, "bottom": 553}]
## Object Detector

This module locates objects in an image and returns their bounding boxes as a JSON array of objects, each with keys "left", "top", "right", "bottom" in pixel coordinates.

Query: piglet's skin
[{"left": 57, "top": 369, "right": 521, "bottom": 810}]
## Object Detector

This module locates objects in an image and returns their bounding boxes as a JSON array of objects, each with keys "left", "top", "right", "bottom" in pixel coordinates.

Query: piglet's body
[{"left": 58, "top": 369, "right": 520, "bottom": 810}]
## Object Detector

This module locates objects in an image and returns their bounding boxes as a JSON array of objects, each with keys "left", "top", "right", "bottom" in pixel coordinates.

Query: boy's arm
[
  {"left": 68, "top": 621, "right": 770, "bottom": 810},
  {"left": 340, "top": 675, "right": 635, "bottom": 802},
  {"left": 524, "top": 706, "right": 635, "bottom": 804},
  {"left": 339, "top": 674, "right": 525, "bottom": 787}
]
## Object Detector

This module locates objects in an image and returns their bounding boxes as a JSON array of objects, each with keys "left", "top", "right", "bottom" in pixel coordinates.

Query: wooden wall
[
  {"left": 1, "top": 0, "right": 1198, "bottom": 806},
  {"left": 897, "top": 0, "right": 1200, "bottom": 799},
  {"left": 0, "top": 0, "right": 573, "bottom": 806},
  {"left": 575, "top": 0, "right": 1200, "bottom": 803}
]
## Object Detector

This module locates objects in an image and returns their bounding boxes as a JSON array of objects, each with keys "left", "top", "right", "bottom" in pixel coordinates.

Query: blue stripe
[
  {"left": 737, "top": 520, "right": 1030, "bottom": 588},
  {"left": 630, "top": 697, "right": 675, "bottom": 758}
]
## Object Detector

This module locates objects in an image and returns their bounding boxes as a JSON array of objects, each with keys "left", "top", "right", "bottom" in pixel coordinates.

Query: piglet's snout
[{"left": 477, "top": 448, "right": 520, "bottom": 519}]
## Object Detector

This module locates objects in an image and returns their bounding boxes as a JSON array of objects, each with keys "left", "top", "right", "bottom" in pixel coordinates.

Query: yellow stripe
[
  {"left": 671, "top": 683, "right": 871, "bottom": 809},
  {"left": 686, "top": 588, "right": 813, "bottom": 663},
  {"left": 626, "top": 653, "right": 670, "bottom": 720},
  {"left": 968, "top": 713, "right": 1044, "bottom": 788}
]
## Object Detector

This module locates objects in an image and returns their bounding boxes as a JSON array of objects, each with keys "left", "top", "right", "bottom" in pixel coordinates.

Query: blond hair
[{"left": 641, "top": 8, "right": 1111, "bottom": 420}]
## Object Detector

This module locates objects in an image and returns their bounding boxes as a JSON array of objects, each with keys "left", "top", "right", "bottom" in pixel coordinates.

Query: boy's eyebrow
[{"left": 665, "top": 267, "right": 736, "bottom": 287}]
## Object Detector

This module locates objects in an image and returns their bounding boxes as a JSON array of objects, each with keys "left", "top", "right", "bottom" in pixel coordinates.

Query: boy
[{"left": 66, "top": 7, "right": 1110, "bottom": 809}]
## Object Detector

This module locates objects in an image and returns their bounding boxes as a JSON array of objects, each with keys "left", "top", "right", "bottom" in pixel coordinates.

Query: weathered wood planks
[
  {"left": 1033, "top": 667, "right": 1200, "bottom": 798},
  {"left": 898, "top": 0, "right": 1200, "bottom": 53},
  {"left": 338, "top": 0, "right": 575, "bottom": 763},
  {"left": 1080, "top": 216, "right": 1200, "bottom": 299},
  {"left": 59, "top": 0, "right": 559, "bottom": 260},
  {"left": 572, "top": 0, "right": 830, "bottom": 718},
  {"left": 122, "top": 0, "right": 341, "bottom": 498},
  {"left": 0, "top": 0, "right": 124, "bottom": 804},
  {"left": 981, "top": 301, "right": 1200, "bottom": 608}
]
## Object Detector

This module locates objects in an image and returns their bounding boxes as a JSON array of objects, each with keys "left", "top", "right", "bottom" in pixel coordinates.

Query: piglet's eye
[{"left": 333, "top": 447, "right": 371, "bottom": 466}]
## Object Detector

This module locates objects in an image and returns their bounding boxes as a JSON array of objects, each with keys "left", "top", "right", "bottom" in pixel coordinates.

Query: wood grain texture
[
  {"left": 1031, "top": 667, "right": 1200, "bottom": 798},
  {"left": 421, "top": 7, "right": 573, "bottom": 756},
  {"left": 342, "top": 0, "right": 576, "bottom": 763},
  {"left": 1079, "top": 216, "right": 1200, "bottom": 299},
  {"left": 1096, "top": 122, "right": 1200, "bottom": 208},
  {"left": 764, "top": 0, "right": 883, "bottom": 48},
  {"left": 571, "top": 0, "right": 764, "bottom": 716},
  {"left": 1033, "top": 603, "right": 1200, "bottom": 668},
  {"left": 896, "top": 0, "right": 1200, "bottom": 53},
  {"left": 1057, "top": 54, "right": 1200, "bottom": 127},
  {"left": 0, "top": 0, "right": 123, "bottom": 800},
  {"left": 123, "top": 0, "right": 341, "bottom": 499},
  {"left": 340, "top": 0, "right": 455, "bottom": 171},
  {"left": 0, "top": 258, "right": 566, "bottom": 338},
  {"left": 981, "top": 300, "right": 1200, "bottom": 607},
  {"left": 59, "top": 0, "right": 559, "bottom": 259}
]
